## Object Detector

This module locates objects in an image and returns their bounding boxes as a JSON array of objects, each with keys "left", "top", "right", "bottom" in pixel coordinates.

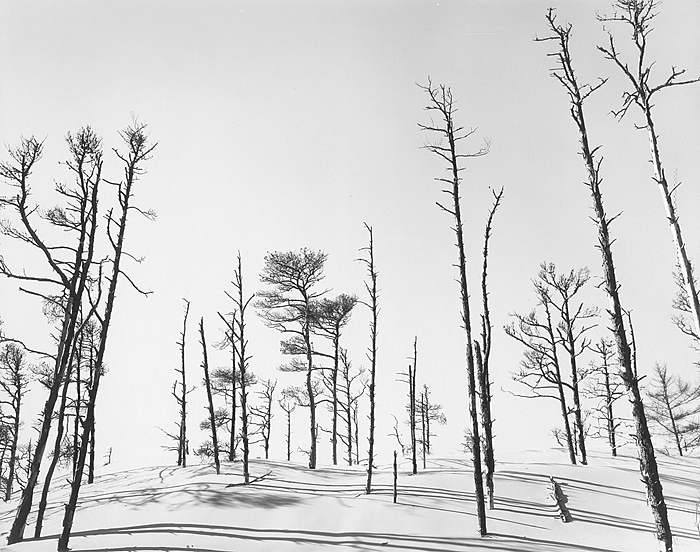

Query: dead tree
[
  {"left": 397, "top": 337, "right": 419, "bottom": 474},
  {"left": 250, "top": 379, "right": 276, "bottom": 459},
  {"left": 279, "top": 393, "right": 296, "bottom": 461},
  {"left": 598, "top": 1, "right": 700, "bottom": 347},
  {"left": 257, "top": 249, "right": 327, "bottom": 469},
  {"left": 586, "top": 338, "right": 626, "bottom": 457},
  {"left": 537, "top": 10, "right": 673, "bottom": 550},
  {"left": 215, "top": 310, "right": 238, "bottom": 462},
  {"left": 59, "top": 121, "right": 156, "bottom": 551},
  {"left": 337, "top": 349, "right": 366, "bottom": 465},
  {"left": 162, "top": 299, "right": 192, "bottom": 466},
  {"left": 645, "top": 363, "right": 700, "bottom": 456},
  {"left": 418, "top": 384, "right": 446, "bottom": 457},
  {"left": 359, "top": 223, "right": 379, "bottom": 494},
  {"left": 314, "top": 294, "right": 358, "bottom": 465},
  {"left": 0, "top": 344, "right": 28, "bottom": 501},
  {"left": 1, "top": 129, "right": 102, "bottom": 545},
  {"left": 477, "top": 186, "right": 503, "bottom": 509},
  {"left": 419, "top": 80, "right": 488, "bottom": 536},
  {"left": 200, "top": 318, "right": 220, "bottom": 475},
  {"left": 537, "top": 262, "right": 597, "bottom": 465},
  {"left": 219, "top": 252, "right": 255, "bottom": 481}
]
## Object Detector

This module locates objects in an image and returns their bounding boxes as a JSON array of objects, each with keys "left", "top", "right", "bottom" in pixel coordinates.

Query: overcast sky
[{"left": 1, "top": 1, "right": 699, "bottom": 467}]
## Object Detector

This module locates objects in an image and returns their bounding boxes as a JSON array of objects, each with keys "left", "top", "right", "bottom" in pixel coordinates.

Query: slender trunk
[
  {"left": 346, "top": 382, "right": 353, "bottom": 466},
  {"left": 603, "top": 365, "right": 617, "bottom": 457},
  {"left": 237, "top": 255, "right": 250, "bottom": 483},
  {"left": 286, "top": 408, "right": 291, "bottom": 461},
  {"left": 88, "top": 422, "right": 95, "bottom": 484},
  {"left": 393, "top": 450, "right": 398, "bottom": 504},
  {"left": 180, "top": 301, "right": 190, "bottom": 467},
  {"left": 409, "top": 364, "right": 417, "bottom": 474},
  {"left": 475, "top": 342, "right": 495, "bottom": 509},
  {"left": 643, "top": 105, "right": 700, "bottom": 340},
  {"left": 5, "top": 392, "right": 21, "bottom": 502},
  {"left": 329, "top": 333, "right": 339, "bottom": 465},
  {"left": 663, "top": 390, "right": 683, "bottom": 456},
  {"left": 363, "top": 224, "right": 378, "bottom": 494},
  {"left": 545, "top": 22, "right": 674, "bottom": 547},
  {"left": 200, "top": 318, "right": 220, "bottom": 475},
  {"left": 229, "top": 314, "right": 237, "bottom": 462},
  {"left": 560, "top": 296, "right": 587, "bottom": 465},
  {"left": 353, "top": 403, "right": 360, "bottom": 466},
  {"left": 421, "top": 391, "right": 426, "bottom": 469},
  {"left": 544, "top": 304, "right": 576, "bottom": 465}
]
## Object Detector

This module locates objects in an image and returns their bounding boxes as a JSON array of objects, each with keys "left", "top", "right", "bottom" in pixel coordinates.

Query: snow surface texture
[{"left": 0, "top": 449, "right": 698, "bottom": 551}]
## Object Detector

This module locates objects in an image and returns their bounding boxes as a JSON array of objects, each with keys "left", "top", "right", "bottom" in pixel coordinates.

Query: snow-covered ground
[{"left": 0, "top": 449, "right": 698, "bottom": 551}]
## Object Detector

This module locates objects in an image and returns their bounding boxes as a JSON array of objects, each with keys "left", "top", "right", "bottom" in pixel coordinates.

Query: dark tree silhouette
[
  {"left": 537, "top": 10, "right": 673, "bottom": 549},
  {"left": 315, "top": 294, "right": 358, "bottom": 465},
  {"left": 0, "top": 343, "right": 28, "bottom": 501},
  {"left": 337, "top": 349, "right": 366, "bottom": 465},
  {"left": 251, "top": 379, "right": 276, "bottom": 459},
  {"left": 59, "top": 120, "right": 156, "bottom": 551},
  {"left": 279, "top": 392, "right": 296, "bottom": 461},
  {"left": 537, "top": 262, "right": 596, "bottom": 465},
  {"left": 359, "top": 224, "right": 379, "bottom": 494},
  {"left": 219, "top": 252, "right": 255, "bottom": 482},
  {"left": 199, "top": 318, "right": 220, "bottom": 475},
  {"left": 419, "top": 79, "right": 488, "bottom": 535},
  {"left": 257, "top": 248, "right": 327, "bottom": 469},
  {"left": 476, "top": 186, "right": 503, "bottom": 509},
  {"left": 598, "top": 0, "right": 700, "bottom": 347},
  {"left": 162, "top": 299, "right": 192, "bottom": 466},
  {"left": 1, "top": 129, "right": 103, "bottom": 545},
  {"left": 586, "top": 338, "right": 626, "bottom": 457}
]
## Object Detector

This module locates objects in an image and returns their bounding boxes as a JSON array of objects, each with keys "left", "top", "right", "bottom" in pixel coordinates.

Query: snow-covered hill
[{"left": 0, "top": 449, "right": 698, "bottom": 551}]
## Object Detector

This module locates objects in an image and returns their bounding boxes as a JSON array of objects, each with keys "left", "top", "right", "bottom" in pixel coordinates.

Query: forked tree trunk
[{"left": 420, "top": 81, "right": 487, "bottom": 536}]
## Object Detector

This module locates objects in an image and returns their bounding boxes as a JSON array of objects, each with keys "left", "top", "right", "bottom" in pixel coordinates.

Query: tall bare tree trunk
[
  {"left": 200, "top": 318, "right": 220, "bottom": 476},
  {"left": 540, "top": 12, "right": 673, "bottom": 550},
  {"left": 362, "top": 223, "right": 379, "bottom": 494},
  {"left": 420, "top": 80, "right": 487, "bottom": 536}
]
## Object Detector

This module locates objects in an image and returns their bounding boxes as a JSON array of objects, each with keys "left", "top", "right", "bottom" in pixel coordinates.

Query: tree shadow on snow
[{"left": 40, "top": 522, "right": 624, "bottom": 552}]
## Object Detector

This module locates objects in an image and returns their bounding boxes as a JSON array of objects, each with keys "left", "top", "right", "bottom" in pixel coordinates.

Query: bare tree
[
  {"left": 586, "top": 338, "right": 626, "bottom": 457},
  {"left": 257, "top": 248, "right": 327, "bottom": 469},
  {"left": 200, "top": 318, "right": 220, "bottom": 475},
  {"left": 1, "top": 129, "right": 103, "bottom": 545},
  {"left": 250, "top": 379, "right": 276, "bottom": 459},
  {"left": 397, "top": 338, "right": 418, "bottom": 474},
  {"left": 162, "top": 299, "right": 192, "bottom": 466},
  {"left": 537, "top": 10, "right": 673, "bottom": 549},
  {"left": 315, "top": 294, "right": 358, "bottom": 465},
  {"left": 419, "top": 79, "right": 488, "bottom": 536},
  {"left": 359, "top": 224, "right": 378, "bottom": 494},
  {"left": 477, "top": 186, "right": 503, "bottom": 509},
  {"left": 279, "top": 392, "right": 296, "bottom": 461},
  {"left": 337, "top": 349, "right": 366, "bottom": 465},
  {"left": 417, "top": 384, "right": 446, "bottom": 464},
  {"left": 59, "top": 120, "right": 156, "bottom": 551},
  {"left": 219, "top": 252, "right": 255, "bottom": 481},
  {"left": 645, "top": 363, "right": 700, "bottom": 456},
  {"left": 0, "top": 344, "right": 28, "bottom": 501},
  {"left": 598, "top": 0, "right": 700, "bottom": 347}
]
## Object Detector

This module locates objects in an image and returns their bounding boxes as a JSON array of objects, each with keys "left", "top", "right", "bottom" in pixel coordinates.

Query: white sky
[{"left": 1, "top": 1, "right": 699, "bottom": 467}]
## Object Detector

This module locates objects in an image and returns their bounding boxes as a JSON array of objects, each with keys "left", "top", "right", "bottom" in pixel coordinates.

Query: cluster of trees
[
  {"left": 0, "top": 121, "right": 156, "bottom": 551},
  {"left": 165, "top": 235, "right": 379, "bottom": 489},
  {"left": 530, "top": 3, "right": 699, "bottom": 550}
]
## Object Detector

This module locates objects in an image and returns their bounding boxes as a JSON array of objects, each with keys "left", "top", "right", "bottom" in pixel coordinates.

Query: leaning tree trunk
[
  {"left": 200, "top": 318, "right": 220, "bottom": 476},
  {"left": 540, "top": 14, "right": 673, "bottom": 550}
]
